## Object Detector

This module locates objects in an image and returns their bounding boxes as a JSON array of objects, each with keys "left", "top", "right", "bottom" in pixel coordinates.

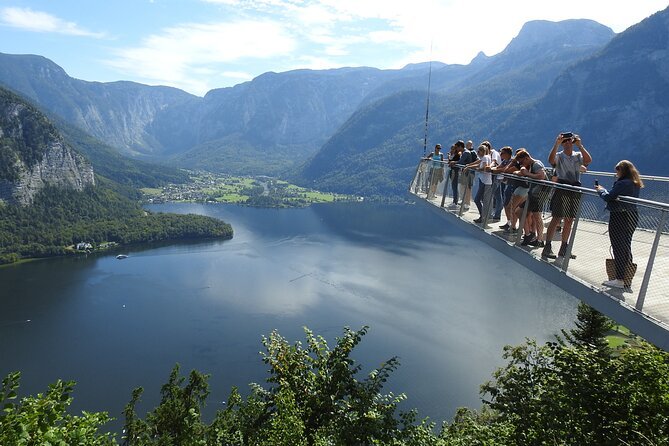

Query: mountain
[
  {"left": 298, "top": 19, "right": 616, "bottom": 196},
  {"left": 0, "top": 87, "right": 94, "bottom": 205},
  {"left": 491, "top": 7, "right": 669, "bottom": 174},
  {"left": 0, "top": 53, "right": 199, "bottom": 156},
  {"left": 0, "top": 54, "right": 435, "bottom": 174},
  {"left": 0, "top": 85, "right": 232, "bottom": 264},
  {"left": 170, "top": 67, "right": 406, "bottom": 174}
]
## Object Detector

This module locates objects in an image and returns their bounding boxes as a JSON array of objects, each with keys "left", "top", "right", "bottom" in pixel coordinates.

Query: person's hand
[
  {"left": 595, "top": 185, "right": 603, "bottom": 192},
  {"left": 555, "top": 134, "right": 564, "bottom": 145},
  {"left": 573, "top": 134, "right": 582, "bottom": 146},
  {"left": 519, "top": 166, "right": 528, "bottom": 176}
]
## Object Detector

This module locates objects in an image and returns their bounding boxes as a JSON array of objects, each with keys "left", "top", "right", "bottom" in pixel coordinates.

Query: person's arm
[
  {"left": 524, "top": 166, "right": 547, "bottom": 180},
  {"left": 597, "top": 179, "right": 630, "bottom": 202},
  {"left": 573, "top": 135, "right": 592, "bottom": 166},
  {"left": 548, "top": 134, "right": 562, "bottom": 166}
]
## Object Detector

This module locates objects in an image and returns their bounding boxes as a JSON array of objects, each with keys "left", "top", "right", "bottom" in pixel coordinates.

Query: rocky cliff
[{"left": 0, "top": 87, "right": 94, "bottom": 205}]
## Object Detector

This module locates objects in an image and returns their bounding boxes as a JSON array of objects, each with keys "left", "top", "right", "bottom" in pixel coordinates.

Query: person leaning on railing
[
  {"left": 426, "top": 144, "right": 445, "bottom": 199},
  {"left": 447, "top": 143, "right": 462, "bottom": 205},
  {"left": 596, "top": 160, "right": 644, "bottom": 289},
  {"left": 465, "top": 145, "right": 492, "bottom": 223}
]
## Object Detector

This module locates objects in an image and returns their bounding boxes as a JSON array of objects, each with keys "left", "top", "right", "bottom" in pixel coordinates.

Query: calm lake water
[{"left": 1, "top": 202, "right": 577, "bottom": 431}]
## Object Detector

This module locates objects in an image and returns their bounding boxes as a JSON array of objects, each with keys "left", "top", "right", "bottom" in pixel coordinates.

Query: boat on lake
[{"left": 116, "top": 254, "right": 128, "bottom": 259}]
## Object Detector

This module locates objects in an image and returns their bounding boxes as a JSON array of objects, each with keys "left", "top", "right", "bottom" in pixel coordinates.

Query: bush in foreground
[{"left": 2, "top": 313, "right": 669, "bottom": 445}]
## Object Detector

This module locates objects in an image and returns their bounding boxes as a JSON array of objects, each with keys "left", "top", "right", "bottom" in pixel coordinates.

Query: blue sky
[{"left": 1, "top": 0, "right": 667, "bottom": 96}]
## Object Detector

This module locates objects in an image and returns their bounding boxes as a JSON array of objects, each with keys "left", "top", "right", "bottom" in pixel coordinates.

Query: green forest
[
  {"left": 1, "top": 304, "right": 668, "bottom": 445},
  {"left": 0, "top": 183, "right": 232, "bottom": 265}
]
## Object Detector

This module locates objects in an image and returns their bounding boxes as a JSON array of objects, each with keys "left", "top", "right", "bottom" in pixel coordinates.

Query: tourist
[
  {"left": 505, "top": 149, "right": 530, "bottom": 233},
  {"left": 542, "top": 132, "right": 592, "bottom": 260},
  {"left": 448, "top": 141, "right": 464, "bottom": 206},
  {"left": 465, "top": 145, "right": 492, "bottom": 223},
  {"left": 483, "top": 141, "right": 503, "bottom": 222},
  {"left": 426, "top": 144, "right": 445, "bottom": 199},
  {"left": 596, "top": 160, "right": 643, "bottom": 288},
  {"left": 513, "top": 149, "right": 549, "bottom": 246},
  {"left": 455, "top": 140, "right": 477, "bottom": 210},
  {"left": 491, "top": 147, "right": 515, "bottom": 229}
]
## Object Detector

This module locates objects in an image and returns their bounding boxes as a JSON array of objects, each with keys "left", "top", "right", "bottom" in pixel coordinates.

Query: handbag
[{"left": 606, "top": 246, "right": 637, "bottom": 287}]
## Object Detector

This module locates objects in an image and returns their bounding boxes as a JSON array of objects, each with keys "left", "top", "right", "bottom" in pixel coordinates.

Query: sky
[{"left": 1, "top": 1, "right": 667, "bottom": 96}]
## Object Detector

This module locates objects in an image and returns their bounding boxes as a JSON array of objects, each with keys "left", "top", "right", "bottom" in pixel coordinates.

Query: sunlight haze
[{"left": 0, "top": 0, "right": 667, "bottom": 95}]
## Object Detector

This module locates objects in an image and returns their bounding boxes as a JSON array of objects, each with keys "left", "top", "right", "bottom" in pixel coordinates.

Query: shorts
[
  {"left": 503, "top": 184, "right": 517, "bottom": 206},
  {"left": 527, "top": 186, "right": 550, "bottom": 212},
  {"left": 550, "top": 188, "right": 582, "bottom": 218},
  {"left": 513, "top": 186, "right": 529, "bottom": 197}
]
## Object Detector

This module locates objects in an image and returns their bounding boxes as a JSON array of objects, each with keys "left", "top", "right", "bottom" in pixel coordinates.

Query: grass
[
  {"left": 140, "top": 188, "right": 163, "bottom": 196},
  {"left": 141, "top": 171, "right": 354, "bottom": 207}
]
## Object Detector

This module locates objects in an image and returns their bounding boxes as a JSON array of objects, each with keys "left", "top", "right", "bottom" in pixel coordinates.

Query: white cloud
[
  {"left": 107, "top": 0, "right": 669, "bottom": 93},
  {"left": 105, "top": 19, "right": 296, "bottom": 94},
  {"left": 0, "top": 7, "right": 106, "bottom": 38}
]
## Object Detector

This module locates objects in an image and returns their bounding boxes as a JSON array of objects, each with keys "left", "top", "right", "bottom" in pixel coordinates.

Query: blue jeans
[
  {"left": 451, "top": 169, "right": 459, "bottom": 204},
  {"left": 474, "top": 179, "right": 491, "bottom": 217},
  {"left": 492, "top": 181, "right": 503, "bottom": 218}
]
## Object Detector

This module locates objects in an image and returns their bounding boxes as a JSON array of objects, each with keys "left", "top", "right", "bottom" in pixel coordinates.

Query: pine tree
[{"left": 560, "top": 302, "right": 614, "bottom": 353}]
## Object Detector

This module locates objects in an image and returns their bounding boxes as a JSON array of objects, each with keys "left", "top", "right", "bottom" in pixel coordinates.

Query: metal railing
[{"left": 410, "top": 159, "right": 669, "bottom": 329}]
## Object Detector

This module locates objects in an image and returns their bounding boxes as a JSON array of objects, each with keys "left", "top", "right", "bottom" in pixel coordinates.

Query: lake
[{"left": 0, "top": 202, "right": 577, "bottom": 431}]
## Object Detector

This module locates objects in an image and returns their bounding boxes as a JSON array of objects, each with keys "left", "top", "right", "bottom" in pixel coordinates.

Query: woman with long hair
[{"left": 596, "top": 160, "right": 644, "bottom": 288}]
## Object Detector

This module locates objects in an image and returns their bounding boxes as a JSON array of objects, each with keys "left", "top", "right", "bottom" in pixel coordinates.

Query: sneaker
[
  {"left": 510, "top": 227, "right": 518, "bottom": 233},
  {"left": 603, "top": 279, "right": 625, "bottom": 289},
  {"left": 557, "top": 245, "right": 577, "bottom": 259},
  {"left": 499, "top": 223, "right": 510, "bottom": 230},
  {"left": 528, "top": 239, "right": 545, "bottom": 247},
  {"left": 541, "top": 246, "right": 556, "bottom": 259},
  {"left": 473, "top": 218, "right": 482, "bottom": 223},
  {"left": 491, "top": 218, "right": 501, "bottom": 222},
  {"left": 521, "top": 233, "right": 536, "bottom": 246}
]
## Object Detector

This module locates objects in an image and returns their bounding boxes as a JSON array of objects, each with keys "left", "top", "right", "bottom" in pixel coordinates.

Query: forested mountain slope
[{"left": 0, "top": 86, "right": 231, "bottom": 264}]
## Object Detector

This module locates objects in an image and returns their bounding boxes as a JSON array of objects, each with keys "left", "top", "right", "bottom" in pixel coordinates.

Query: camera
[{"left": 561, "top": 132, "right": 573, "bottom": 139}]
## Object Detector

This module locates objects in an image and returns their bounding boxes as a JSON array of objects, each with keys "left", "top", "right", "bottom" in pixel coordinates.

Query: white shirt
[{"left": 477, "top": 155, "right": 492, "bottom": 185}]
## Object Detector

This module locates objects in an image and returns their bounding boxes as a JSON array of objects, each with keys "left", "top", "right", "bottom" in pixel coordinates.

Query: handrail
[{"left": 436, "top": 161, "right": 669, "bottom": 212}]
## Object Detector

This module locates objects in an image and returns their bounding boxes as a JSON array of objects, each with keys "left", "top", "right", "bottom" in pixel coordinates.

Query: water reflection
[{"left": 0, "top": 202, "right": 577, "bottom": 432}]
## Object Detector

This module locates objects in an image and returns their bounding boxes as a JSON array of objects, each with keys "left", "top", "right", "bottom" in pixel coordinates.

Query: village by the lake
[{"left": 141, "top": 171, "right": 357, "bottom": 207}]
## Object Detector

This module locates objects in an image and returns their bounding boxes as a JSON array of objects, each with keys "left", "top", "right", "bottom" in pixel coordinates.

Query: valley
[{"left": 141, "top": 170, "right": 355, "bottom": 207}]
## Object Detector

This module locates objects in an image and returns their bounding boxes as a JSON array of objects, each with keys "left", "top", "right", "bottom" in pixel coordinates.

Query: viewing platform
[{"left": 409, "top": 160, "right": 669, "bottom": 351}]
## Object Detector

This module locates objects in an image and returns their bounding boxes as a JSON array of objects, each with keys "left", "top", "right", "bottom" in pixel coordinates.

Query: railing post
[
  {"left": 636, "top": 210, "right": 667, "bottom": 311},
  {"left": 440, "top": 166, "right": 450, "bottom": 208},
  {"left": 481, "top": 177, "right": 496, "bottom": 228},
  {"left": 458, "top": 169, "right": 470, "bottom": 217},
  {"left": 411, "top": 161, "right": 424, "bottom": 194},
  {"left": 515, "top": 197, "right": 530, "bottom": 246},
  {"left": 560, "top": 188, "right": 585, "bottom": 272}
]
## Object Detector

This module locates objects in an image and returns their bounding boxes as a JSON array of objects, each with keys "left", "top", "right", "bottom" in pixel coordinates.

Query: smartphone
[{"left": 594, "top": 179, "right": 599, "bottom": 187}]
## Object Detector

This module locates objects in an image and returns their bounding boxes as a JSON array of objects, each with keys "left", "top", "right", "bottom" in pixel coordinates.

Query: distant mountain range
[{"left": 1, "top": 7, "right": 668, "bottom": 197}]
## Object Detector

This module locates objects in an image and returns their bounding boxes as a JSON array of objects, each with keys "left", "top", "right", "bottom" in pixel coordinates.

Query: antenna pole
[{"left": 423, "top": 41, "right": 433, "bottom": 157}]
